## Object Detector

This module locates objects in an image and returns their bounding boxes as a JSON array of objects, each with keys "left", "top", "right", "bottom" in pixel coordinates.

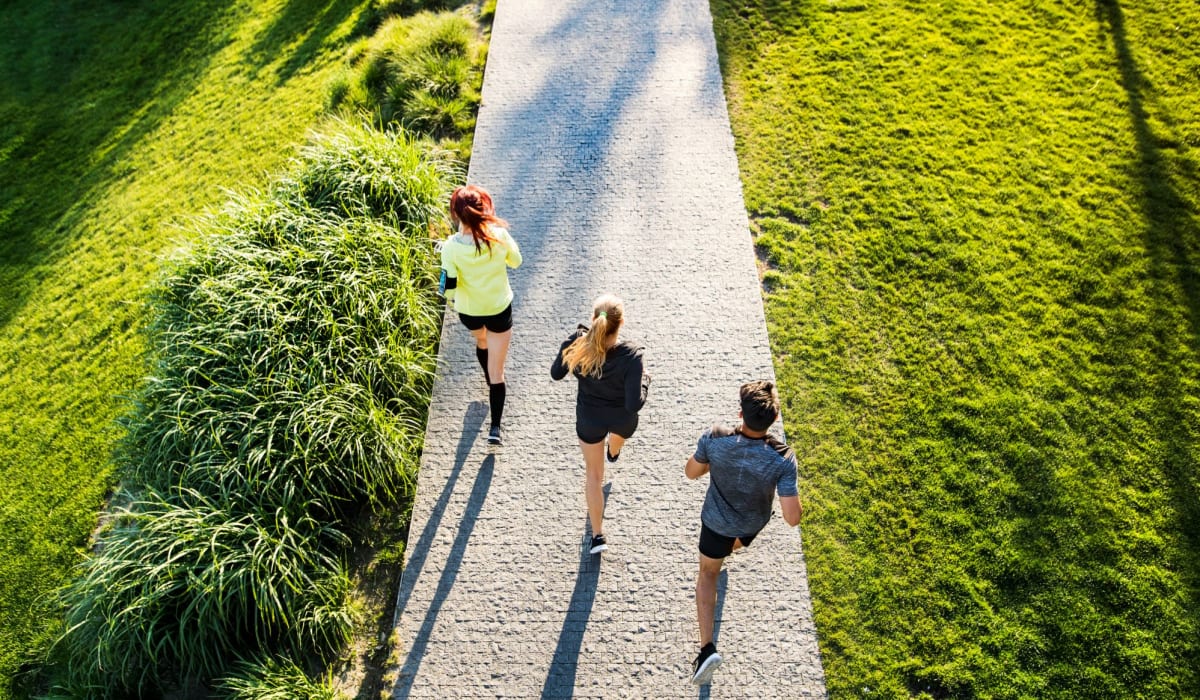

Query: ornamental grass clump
[
  {"left": 127, "top": 198, "right": 441, "bottom": 511},
  {"left": 59, "top": 490, "right": 352, "bottom": 693},
  {"left": 53, "top": 122, "right": 457, "bottom": 696},
  {"left": 328, "top": 10, "right": 485, "bottom": 146},
  {"left": 216, "top": 656, "right": 342, "bottom": 700},
  {"left": 278, "top": 118, "right": 456, "bottom": 226}
]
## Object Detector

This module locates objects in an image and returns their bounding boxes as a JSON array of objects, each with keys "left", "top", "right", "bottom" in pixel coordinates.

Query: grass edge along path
[{"left": 710, "top": 0, "right": 1200, "bottom": 697}]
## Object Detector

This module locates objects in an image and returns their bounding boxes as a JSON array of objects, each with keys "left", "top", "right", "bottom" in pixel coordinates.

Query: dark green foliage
[
  {"left": 216, "top": 656, "right": 341, "bottom": 700},
  {"left": 59, "top": 491, "right": 351, "bottom": 694},
  {"left": 710, "top": 0, "right": 1200, "bottom": 697}
]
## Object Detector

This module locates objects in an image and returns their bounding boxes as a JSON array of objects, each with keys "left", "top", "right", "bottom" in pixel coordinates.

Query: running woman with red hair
[{"left": 440, "top": 184, "right": 522, "bottom": 445}]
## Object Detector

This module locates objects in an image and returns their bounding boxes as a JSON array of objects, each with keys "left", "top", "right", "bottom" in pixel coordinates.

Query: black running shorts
[
  {"left": 458, "top": 303, "right": 513, "bottom": 333},
  {"left": 698, "top": 522, "right": 760, "bottom": 559},
  {"left": 576, "top": 405, "right": 639, "bottom": 444}
]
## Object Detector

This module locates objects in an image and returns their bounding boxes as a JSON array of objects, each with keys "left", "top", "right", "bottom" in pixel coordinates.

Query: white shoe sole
[
  {"left": 589, "top": 544, "right": 608, "bottom": 554},
  {"left": 691, "top": 653, "right": 722, "bottom": 685}
]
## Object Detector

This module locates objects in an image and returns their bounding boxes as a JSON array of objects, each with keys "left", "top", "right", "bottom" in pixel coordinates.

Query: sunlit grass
[
  {"left": 0, "top": 1, "right": 376, "bottom": 692},
  {"left": 0, "top": 0, "right": 487, "bottom": 693},
  {"left": 711, "top": 0, "right": 1200, "bottom": 697},
  {"left": 327, "top": 9, "right": 487, "bottom": 155},
  {"left": 217, "top": 656, "right": 342, "bottom": 700}
]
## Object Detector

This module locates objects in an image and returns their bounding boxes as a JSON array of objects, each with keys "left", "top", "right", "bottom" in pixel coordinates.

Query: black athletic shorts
[
  {"left": 458, "top": 303, "right": 513, "bottom": 333},
  {"left": 576, "top": 404, "right": 639, "bottom": 444},
  {"left": 698, "top": 522, "right": 760, "bottom": 559}
]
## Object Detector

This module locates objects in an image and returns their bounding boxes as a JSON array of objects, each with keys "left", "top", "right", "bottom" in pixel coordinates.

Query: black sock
[
  {"left": 488, "top": 381, "right": 506, "bottom": 429},
  {"left": 475, "top": 347, "right": 490, "bottom": 383}
]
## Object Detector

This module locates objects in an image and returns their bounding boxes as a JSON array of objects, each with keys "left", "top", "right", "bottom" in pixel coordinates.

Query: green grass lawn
[
  {"left": 0, "top": 0, "right": 377, "bottom": 692},
  {"left": 709, "top": 0, "right": 1199, "bottom": 697}
]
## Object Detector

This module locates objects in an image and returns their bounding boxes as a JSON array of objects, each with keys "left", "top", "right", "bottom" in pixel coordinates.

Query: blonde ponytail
[{"left": 563, "top": 294, "right": 624, "bottom": 378}]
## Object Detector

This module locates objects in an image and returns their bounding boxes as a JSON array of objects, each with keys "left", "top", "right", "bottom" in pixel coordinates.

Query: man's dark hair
[{"left": 739, "top": 380, "right": 779, "bottom": 431}]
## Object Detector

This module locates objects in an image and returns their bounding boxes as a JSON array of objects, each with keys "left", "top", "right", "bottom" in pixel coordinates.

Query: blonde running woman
[
  {"left": 551, "top": 294, "right": 649, "bottom": 554},
  {"left": 440, "top": 184, "right": 522, "bottom": 445}
]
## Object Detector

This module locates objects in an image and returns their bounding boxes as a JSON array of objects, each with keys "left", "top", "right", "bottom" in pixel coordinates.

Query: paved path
[{"left": 391, "top": 0, "right": 827, "bottom": 697}]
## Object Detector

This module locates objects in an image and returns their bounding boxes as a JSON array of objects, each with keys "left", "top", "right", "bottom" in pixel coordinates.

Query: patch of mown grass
[
  {"left": 0, "top": 0, "right": 383, "bottom": 694},
  {"left": 710, "top": 0, "right": 1199, "bottom": 697},
  {"left": 4, "top": 0, "right": 486, "bottom": 694}
]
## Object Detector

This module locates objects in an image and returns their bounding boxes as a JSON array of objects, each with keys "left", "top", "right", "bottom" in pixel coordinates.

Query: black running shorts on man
[
  {"left": 691, "top": 424, "right": 799, "bottom": 557},
  {"left": 698, "top": 521, "right": 760, "bottom": 559}
]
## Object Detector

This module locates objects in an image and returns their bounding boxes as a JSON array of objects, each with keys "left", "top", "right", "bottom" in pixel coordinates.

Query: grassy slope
[
  {"left": 710, "top": 0, "right": 1199, "bottom": 697},
  {"left": 0, "top": 0, "right": 373, "bottom": 691}
]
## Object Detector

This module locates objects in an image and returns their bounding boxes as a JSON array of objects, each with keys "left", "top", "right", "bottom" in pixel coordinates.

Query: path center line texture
[{"left": 391, "top": 0, "right": 827, "bottom": 697}]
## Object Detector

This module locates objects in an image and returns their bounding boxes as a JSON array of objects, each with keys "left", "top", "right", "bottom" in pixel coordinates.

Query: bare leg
[
  {"left": 696, "top": 554, "right": 724, "bottom": 646},
  {"left": 470, "top": 327, "right": 487, "bottom": 350},
  {"left": 607, "top": 432, "right": 626, "bottom": 460},
  {"left": 485, "top": 328, "right": 512, "bottom": 384},
  {"left": 580, "top": 439, "right": 606, "bottom": 536}
]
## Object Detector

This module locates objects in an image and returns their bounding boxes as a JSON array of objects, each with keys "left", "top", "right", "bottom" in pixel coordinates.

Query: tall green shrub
[
  {"left": 51, "top": 122, "right": 457, "bottom": 696},
  {"left": 127, "top": 199, "right": 441, "bottom": 511},
  {"left": 59, "top": 491, "right": 352, "bottom": 694},
  {"left": 279, "top": 120, "right": 455, "bottom": 226}
]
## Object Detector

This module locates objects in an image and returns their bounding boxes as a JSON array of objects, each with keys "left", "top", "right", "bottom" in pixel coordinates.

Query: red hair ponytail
[{"left": 450, "top": 185, "right": 507, "bottom": 254}]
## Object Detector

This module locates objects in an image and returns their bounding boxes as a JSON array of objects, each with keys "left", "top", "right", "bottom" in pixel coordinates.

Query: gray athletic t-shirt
[{"left": 694, "top": 424, "right": 799, "bottom": 538}]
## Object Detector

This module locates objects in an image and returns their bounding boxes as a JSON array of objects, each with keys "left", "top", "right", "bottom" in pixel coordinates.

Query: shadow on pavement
[
  {"left": 390, "top": 403, "right": 492, "bottom": 699},
  {"left": 539, "top": 484, "right": 610, "bottom": 699}
]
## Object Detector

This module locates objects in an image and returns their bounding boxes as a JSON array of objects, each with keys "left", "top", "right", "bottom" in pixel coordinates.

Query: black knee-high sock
[
  {"left": 488, "top": 382, "right": 506, "bottom": 429},
  {"left": 475, "top": 347, "right": 490, "bottom": 383}
]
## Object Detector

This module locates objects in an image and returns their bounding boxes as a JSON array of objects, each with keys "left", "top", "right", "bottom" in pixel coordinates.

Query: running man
[{"left": 684, "top": 380, "right": 803, "bottom": 685}]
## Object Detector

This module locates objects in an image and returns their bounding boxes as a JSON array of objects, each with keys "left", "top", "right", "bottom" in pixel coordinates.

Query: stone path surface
[{"left": 390, "top": 0, "right": 827, "bottom": 697}]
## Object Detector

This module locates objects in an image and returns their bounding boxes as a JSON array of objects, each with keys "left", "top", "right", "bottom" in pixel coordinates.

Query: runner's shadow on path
[
  {"left": 390, "top": 402, "right": 493, "bottom": 699},
  {"left": 539, "top": 484, "right": 610, "bottom": 699}
]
